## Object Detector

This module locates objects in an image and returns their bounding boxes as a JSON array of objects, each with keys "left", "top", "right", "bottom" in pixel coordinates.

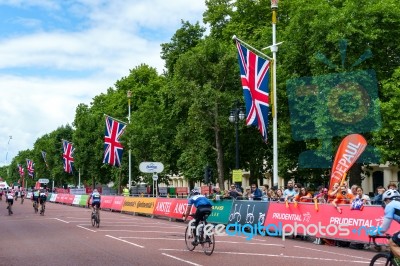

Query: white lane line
[
  {"left": 159, "top": 249, "right": 370, "bottom": 264},
  {"left": 217, "top": 240, "right": 284, "bottom": 247},
  {"left": 97, "top": 230, "right": 182, "bottom": 234},
  {"left": 77, "top": 225, "right": 97, "bottom": 232},
  {"left": 161, "top": 253, "right": 202, "bottom": 266},
  {"left": 293, "top": 245, "right": 370, "bottom": 260},
  {"left": 120, "top": 237, "right": 182, "bottom": 241},
  {"left": 53, "top": 218, "right": 69, "bottom": 223},
  {"left": 105, "top": 235, "right": 144, "bottom": 248}
]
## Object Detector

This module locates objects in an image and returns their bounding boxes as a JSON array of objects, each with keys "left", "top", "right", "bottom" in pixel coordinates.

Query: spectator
[
  {"left": 227, "top": 184, "right": 242, "bottom": 199},
  {"left": 250, "top": 184, "right": 263, "bottom": 200},
  {"left": 372, "top": 186, "right": 386, "bottom": 205},
  {"left": 211, "top": 187, "right": 223, "bottom": 201},
  {"left": 313, "top": 186, "right": 324, "bottom": 198},
  {"left": 314, "top": 187, "right": 328, "bottom": 203},
  {"left": 122, "top": 186, "right": 129, "bottom": 197},
  {"left": 242, "top": 186, "right": 252, "bottom": 200},
  {"left": 328, "top": 182, "right": 340, "bottom": 203},
  {"left": 283, "top": 180, "right": 297, "bottom": 201},
  {"left": 275, "top": 188, "right": 285, "bottom": 202},
  {"left": 332, "top": 185, "right": 355, "bottom": 213},
  {"left": 354, "top": 186, "right": 371, "bottom": 205},
  {"left": 294, "top": 187, "right": 313, "bottom": 203},
  {"left": 350, "top": 184, "right": 358, "bottom": 195},
  {"left": 388, "top": 183, "right": 398, "bottom": 190}
]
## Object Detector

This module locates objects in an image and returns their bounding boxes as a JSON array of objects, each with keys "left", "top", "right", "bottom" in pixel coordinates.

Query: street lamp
[
  {"left": 127, "top": 91, "right": 132, "bottom": 191},
  {"left": 229, "top": 101, "right": 245, "bottom": 186}
]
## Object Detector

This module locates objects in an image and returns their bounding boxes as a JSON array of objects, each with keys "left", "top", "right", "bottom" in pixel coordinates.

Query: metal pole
[
  {"left": 235, "top": 111, "right": 239, "bottom": 169},
  {"left": 78, "top": 168, "right": 81, "bottom": 188},
  {"left": 127, "top": 91, "right": 132, "bottom": 190},
  {"left": 5, "top": 135, "right": 12, "bottom": 165},
  {"left": 271, "top": 1, "right": 279, "bottom": 187}
]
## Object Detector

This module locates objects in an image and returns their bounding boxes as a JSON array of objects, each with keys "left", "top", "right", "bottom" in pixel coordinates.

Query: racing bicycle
[
  {"left": 40, "top": 201, "right": 46, "bottom": 216},
  {"left": 33, "top": 201, "right": 39, "bottom": 213},
  {"left": 185, "top": 213, "right": 215, "bottom": 256},
  {"left": 369, "top": 234, "right": 399, "bottom": 266},
  {"left": 7, "top": 201, "right": 13, "bottom": 215},
  {"left": 91, "top": 205, "right": 100, "bottom": 228}
]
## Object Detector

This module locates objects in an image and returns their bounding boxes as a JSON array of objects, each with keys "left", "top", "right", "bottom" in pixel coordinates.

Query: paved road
[{"left": 0, "top": 198, "right": 383, "bottom": 266}]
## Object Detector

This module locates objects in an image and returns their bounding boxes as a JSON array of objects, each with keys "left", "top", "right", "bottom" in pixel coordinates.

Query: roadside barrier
[{"left": 48, "top": 193, "right": 399, "bottom": 244}]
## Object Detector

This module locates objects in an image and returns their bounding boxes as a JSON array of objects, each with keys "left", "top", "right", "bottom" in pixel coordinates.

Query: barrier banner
[
  {"left": 153, "top": 198, "right": 176, "bottom": 217},
  {"left": 168, "top": 199, "right": 196, "bottom": 219},
  {"left": 207, "top": 200, "right": 233, "bottom": 224},
  {"left": 265, "top": 202, "right": 400, "bottom": 243},
  {"left": 111, "top": 196, "right": 124, "bottom": 211},
  {"left": 122, "top": 197, "right": 156, "bottom": 214},
  {"left": 100, "top": 195, "right": 114, "bottom": 209},
  {"left": 49, "top": 193, "right": 57, "bottom": 202},
  {"left": 72, "top": 195, "right": 81, "bottom": 205},
  {"left": 79, "top": 195, "right": 89, "bottom": 206},
  {"left": 176, "top": 187, "right": 188, "bottom": 195},
  {"left": 227, "top": 200, "right": 268, "bottom": 226},
  {"left": 57, "top": 194, "right": 67, "bottom": 204},
  {"left": 66, "top": 194, "right": 75, "bottom": 205}
]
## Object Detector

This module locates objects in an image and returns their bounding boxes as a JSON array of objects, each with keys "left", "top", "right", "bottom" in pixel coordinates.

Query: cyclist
[
  {"left": 39, "top": 189, "right": 47, "bottom": 214},
  {"left": 378, "top": 189, "right": 400, "bottom": 258},
  {"left": 89, "top": 189, "right": 101, "bottom": 215},
  {"left": 182, "top": 188, "right": 213, "bottom": 245},
  {"left": 6, "top": 189, "right": 15, "bottom": 214},
  {"left": 20, "top": 189, "right": 25, "bottom": 204},
  {"left": 32, "top": 188, "right": 40, "bottom": 211}
]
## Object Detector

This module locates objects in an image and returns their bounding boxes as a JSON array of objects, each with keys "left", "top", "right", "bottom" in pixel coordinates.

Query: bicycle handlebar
[{"left": 369, "top": 234, "right": 392, "bottom": 247}]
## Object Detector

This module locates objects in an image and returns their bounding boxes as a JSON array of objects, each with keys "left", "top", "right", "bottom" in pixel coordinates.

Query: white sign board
[
  {"left": 38, "top": 179, "right": 50, "bottom": 184},
  {"left": 139, "top": 162, "right": 164, "bottom": 173}
]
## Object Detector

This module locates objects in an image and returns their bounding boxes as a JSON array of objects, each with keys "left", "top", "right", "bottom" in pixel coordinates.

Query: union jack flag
[
  {"left": 18, "top": 164, "right": 25, "bottom": 177},
  {"left": 26, "top": 159, "right": 34, "bottom": 178},
  {"left": 62, "top": 140, "right": 75, "bottom": 174},
  {"left": 235, "top": 40, "right": 271, "bottom": 142},
  {"left": 103, "top": 115, "right": 126, "bottom": 167}
]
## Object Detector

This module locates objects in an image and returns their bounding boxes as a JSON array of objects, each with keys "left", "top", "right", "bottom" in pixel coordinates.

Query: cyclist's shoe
[
  {"left": 191, "top": 237, "right": 199, "bottom": 246},
  {"left": 6, "top": 206, "right": 9, "bottom": 209}
]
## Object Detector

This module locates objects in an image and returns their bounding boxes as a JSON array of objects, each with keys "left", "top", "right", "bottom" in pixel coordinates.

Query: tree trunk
[{"left": 214, "top": 105, "right": 225, "bottom": 190}]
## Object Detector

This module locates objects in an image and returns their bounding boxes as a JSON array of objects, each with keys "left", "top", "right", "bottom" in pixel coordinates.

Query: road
[{"left": 0, "top": 198, "right": 383, "bottom": 266}]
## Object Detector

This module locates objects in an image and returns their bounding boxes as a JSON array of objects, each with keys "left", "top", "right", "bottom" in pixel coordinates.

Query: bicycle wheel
[
  {"left": 185, "top": 226, "right": 196, "bottom": 251},
  {"left": 201, "top": 231, "right": 215, "bottom": 255},
  {"left": 96, "top": 212, "right": 100, "bottom": 228},
  {"left": 40, "top": 204, "right": 45, "bottom": 215},
  {"left": 369, "top": 253, "right": 393, "bottom": 266}
]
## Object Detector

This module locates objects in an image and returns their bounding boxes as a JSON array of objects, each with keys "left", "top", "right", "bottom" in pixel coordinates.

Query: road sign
[
  {"left": 139, "top": 162, "right": 164, "bottom": 173},
  {"left": 38, "top": 178, "right": 50, "bottom": 184}
]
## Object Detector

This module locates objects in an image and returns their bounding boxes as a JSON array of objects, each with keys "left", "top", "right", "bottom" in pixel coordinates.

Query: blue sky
[{"left": 0, "top": 0, "right": 206, "bottom": 167}]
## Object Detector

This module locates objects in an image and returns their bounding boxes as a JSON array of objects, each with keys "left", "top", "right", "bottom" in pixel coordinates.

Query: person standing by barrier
[{"left": 123, "top": 186, "right": 129, "bottom": 197}]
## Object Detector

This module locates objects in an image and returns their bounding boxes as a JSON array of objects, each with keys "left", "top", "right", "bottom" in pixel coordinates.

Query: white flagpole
[{"left": 271, "top": 0, "right": 280, "bottom": 187}]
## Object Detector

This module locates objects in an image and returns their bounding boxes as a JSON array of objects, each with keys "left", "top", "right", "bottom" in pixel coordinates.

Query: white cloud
[{"left": 0, "top": 0, "right": 206, "bottom": 167}]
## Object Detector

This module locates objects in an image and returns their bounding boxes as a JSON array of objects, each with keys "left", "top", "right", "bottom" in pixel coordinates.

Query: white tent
[{"left": 0, "top": 181, "right": 9, "bottom": 189}]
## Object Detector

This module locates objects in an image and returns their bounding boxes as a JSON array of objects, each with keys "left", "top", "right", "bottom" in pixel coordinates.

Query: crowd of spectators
[{"left": 209, "top": 180, "right": 396, "bottom": 207}]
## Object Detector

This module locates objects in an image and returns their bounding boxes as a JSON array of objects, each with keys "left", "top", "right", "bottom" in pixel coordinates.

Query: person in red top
[
  {"left": 327, "top": 182, "right": 340, "bottom": 203},
  {"left": 294, "top": 187, "right": 313, "bottom": 203},
  {"left": 332, "top": 185, "right": 354, "bottom": 213}
]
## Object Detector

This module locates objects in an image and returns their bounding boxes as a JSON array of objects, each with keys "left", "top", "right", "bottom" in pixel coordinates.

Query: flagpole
[
  {"left": 271, "top": 0, "right": 280, "bottom": 187},
  {"left": 233, "top": 35, "right": 273, "bottom": 60},
  {"left": 127, "top": 91, "right": 132, "bottom": 191}
]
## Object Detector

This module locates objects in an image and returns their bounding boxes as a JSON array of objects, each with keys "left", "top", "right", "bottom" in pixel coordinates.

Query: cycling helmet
[
  {"left": 93, "top": 189, "right": 98, "bottom": 193},
  {"left": 382, "top": 189, "right": 400, "bottom": 201},
  {"left": 190, "top": 189, "right": 200, "bottom": 196}
]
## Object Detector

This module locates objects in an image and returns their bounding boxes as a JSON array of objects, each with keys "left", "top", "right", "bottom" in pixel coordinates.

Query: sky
[{"left": 0, "top": 0, "right": 206, "bottom": 167}]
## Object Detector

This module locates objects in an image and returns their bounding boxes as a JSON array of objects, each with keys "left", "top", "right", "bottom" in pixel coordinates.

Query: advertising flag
[{"left": 329, "top": 134, "right": 367, "bottom": 190}]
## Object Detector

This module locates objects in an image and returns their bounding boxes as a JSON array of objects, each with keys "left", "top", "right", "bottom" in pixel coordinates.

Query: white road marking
[
  {"left": 105, "top": 235, "right": 144, "bottom": 248},
  {"left": 159, "top": 249, "right": 370, "bottom": 264},
  {"left": 77, "top": 225, "right": 96, "bottom": 232},
  {"left": 161, "top": 253, "right": 203, "bottom": 266},
  {"left": 293, "top": 246, "right": 370, "bottom": 260},
  {"left": 53, "top": 218, "right": 69, "bottom": 223},
  {"left": 120, "top": 237, "right": 182, "bottom": 241}
]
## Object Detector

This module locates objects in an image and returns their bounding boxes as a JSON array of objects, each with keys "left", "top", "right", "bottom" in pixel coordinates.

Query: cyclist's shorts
[
  {"left": 393, "top": 231, "right": 400, "bottom": 246},
  {"left": 7, "top": 199, "right": 14, "bottom": 205},
  {"left": 92, "top": 202, "right": 100, "bottom": 209},
  {"left": 39, "top": 198, "right": 46, "bottom": 204}
]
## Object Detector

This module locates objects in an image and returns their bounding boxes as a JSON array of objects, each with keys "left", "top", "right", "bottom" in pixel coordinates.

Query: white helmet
[
  {"left": 93, "top": 189, "right": 98, "bottom": 193},
  {"left": 382, "top": 189, "right": 400, "bottom": 201}
]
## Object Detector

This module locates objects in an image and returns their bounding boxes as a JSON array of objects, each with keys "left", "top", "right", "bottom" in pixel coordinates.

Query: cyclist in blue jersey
[
  {"left": 183, "top": 188, "right": 213, "bottom": 245},
  {"left": 89, "top": 189, "right": 101, "bottom": 212},
  {"left": 380, "top": 189, "right": 400, "bottom": 256}
]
